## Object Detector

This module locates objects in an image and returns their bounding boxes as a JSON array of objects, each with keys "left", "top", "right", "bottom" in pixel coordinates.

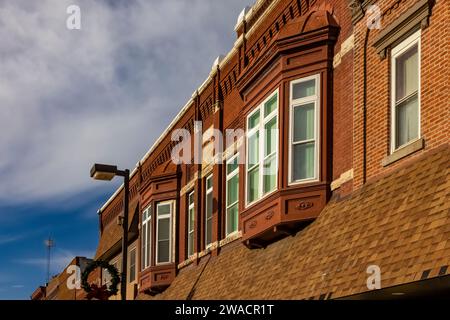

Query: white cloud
[{"left": 0, "top": 0, "right": 248, "bottom": 205}]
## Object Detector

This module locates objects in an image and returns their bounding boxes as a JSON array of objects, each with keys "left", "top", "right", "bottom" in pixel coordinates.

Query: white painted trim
[
  {"left": 245, "top": 89, "right": 279, "bottom": 207},
  {"left": 155, "top": 200, "right": 173, "bottom": 265},
  {"left": 204, "top": 174, "right": 213, "bottom": 248},
  {"left": 128, "top": 245, "right": 137, "bottom": 283},
  {"left": 187, "top": 190, "right": 195, "bottom": 258},
  {"left": 288, "top": 74, "right": 321, "bottom": 186},
  {"left": 225, "top": 153, "right": 239, "bottom": 236},
  {"left": 141, "top": 204, "right": 152, "bottom": 270},
  {"left": 390, "top": 29, "right": 421, "bottom": 154}
]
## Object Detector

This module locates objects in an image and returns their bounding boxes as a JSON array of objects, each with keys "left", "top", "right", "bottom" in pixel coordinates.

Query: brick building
[
  {"left": 30, "top": 257, "right": 94, "bottom": 300},
  {"left": 91, "top": 0, "right": 449, "bottom": 300}
]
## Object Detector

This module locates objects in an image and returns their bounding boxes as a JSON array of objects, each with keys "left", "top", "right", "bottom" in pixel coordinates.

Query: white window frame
[
  {"left": 103, "top": 258, "right": 119, "bottom": 286},
  {"left": 288, "top": 74, "right": 321, "bottom": 185},
  {"left": 204, "top": 174, "right": 213, "bottom": 248},
  {"left": 225, "top": 153, "right": 239, "bottom": 237},
  {"left": 128, "top": 246, "right": 136, "bottom": 283},
  {"left": 245, "top": 89, "right": 279, "bottom": 207},
  {"left": 141, "top": 205, "right": 152, "bottom": 270},
  {"left": 155, "top": 201, "right": 173, "bottom": 265},
  {"left": 390, "top": 29, "right": 421, "bottom": 154},
  {"left": 187, "top": 190, "right": 195, "bottom": 258}
]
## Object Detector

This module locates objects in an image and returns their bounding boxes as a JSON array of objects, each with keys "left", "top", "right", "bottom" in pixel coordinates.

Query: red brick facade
[{"left": 87, "top": 0, "right": 449, "bottom": 300}]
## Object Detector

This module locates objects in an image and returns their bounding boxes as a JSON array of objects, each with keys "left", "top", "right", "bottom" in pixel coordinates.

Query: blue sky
[{"left": 0, "top": 0, "right": 248, "bottom": 299}]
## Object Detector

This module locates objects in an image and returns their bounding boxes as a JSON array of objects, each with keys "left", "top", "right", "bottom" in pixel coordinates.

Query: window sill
[
  {"left": 199, "top": 241, "right": 218, "bottom": 258},
  {"left": 245, "top": 188, "right": 278, "bottom": 210},
  {"left": 177, "top": 253, "right": 198, "bottom": 269},
  {"left": 288, "top": 177, "right": 319, "bottom": 187},
  {"left": 382, "top": 138, "right": 425, "bottom": 167},
  {"left": 219, "top": 231, "right": 242, "bottom": 247}
]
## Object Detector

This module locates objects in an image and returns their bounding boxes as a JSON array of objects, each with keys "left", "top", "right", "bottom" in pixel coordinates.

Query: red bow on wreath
[{"left": 85, "top": 284, "right": 112, "bottom": 301}]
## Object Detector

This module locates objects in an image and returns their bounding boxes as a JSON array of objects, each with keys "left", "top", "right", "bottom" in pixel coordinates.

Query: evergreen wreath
[{"left": 81, "top": 260, "right": 120, "bottom": 299}]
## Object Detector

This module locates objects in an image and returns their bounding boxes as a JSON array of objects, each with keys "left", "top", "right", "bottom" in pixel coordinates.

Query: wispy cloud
[
  {"left": 0, "top": 227, "right": 49, "bottom": 246},
  {"left": 11, "top": 285, "right": 24, "bottom": 289},
  {"left": 0, "top": 235, "right": 25, "bottom": 246},
  {"left": 15, "top": 247, "right": 94, "bottom": 274},
  {"left": 0, "top": 0, "right": 247, "bottom": 207}
]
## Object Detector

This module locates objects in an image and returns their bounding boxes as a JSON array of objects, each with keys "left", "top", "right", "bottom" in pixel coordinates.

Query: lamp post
[{"left": 90, "top": 163, "right": 129, "bottom": 301}]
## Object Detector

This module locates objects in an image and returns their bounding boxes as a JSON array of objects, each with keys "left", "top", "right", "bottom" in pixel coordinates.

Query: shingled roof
[{"left": 138, "top": 144, "right": 450, "bottom": 300}]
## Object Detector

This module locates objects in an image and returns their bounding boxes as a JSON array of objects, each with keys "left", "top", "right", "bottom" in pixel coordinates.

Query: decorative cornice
[
  {"left": 348, "top": 0, "right": 376, "bottom": 24},
  {"left": 373, "top": 0, "right": 434, "bottom": 59}
]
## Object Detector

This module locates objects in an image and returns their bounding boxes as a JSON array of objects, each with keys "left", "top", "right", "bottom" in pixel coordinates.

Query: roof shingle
[{"left": 138, "top": 144, "right": 450, "bottom": 300}]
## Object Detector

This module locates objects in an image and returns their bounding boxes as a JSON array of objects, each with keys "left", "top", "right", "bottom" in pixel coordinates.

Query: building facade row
[{"left": 41, "top": 0, "right": 449, "bottom": 300}]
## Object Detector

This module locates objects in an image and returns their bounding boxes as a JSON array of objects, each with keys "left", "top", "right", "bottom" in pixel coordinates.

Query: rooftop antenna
[{"left": 45, "top": 237, "right": 54, "bottom": 284}]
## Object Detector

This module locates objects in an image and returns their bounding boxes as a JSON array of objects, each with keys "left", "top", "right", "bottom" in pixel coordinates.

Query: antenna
[{"left": 45, "top": 237, "right": 54, "bottom": 284}]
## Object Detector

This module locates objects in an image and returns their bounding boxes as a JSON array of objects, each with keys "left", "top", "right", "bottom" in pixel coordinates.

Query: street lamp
[{"left": 90, "top": 163, "right": 130, "bottom": 301}]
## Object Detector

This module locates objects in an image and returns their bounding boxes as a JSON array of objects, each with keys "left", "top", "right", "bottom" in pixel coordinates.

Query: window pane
[
  {"left": 206, "top": 176, "right": 213, "bottom": 190},
  {"left": 189, "top": 192, "right": 194, "bottom": 205},
  {"left": 263, "top": 155, "right": 276, "bottom": 194},
  {"left": 205, "top": 217, "right": 212, "bottom": 245},
  {"left": 395, "top": 94, "right": 419, "bottom": 148},
  {"left": 188, "top": 232, "right": 194, "bottom": 256},
  {"left": 157, "top": 203, "right": 170, "bottom": 216},
  {"left": 293, "top": 142, "right": 315, "bottom": 181},
  {"left": 227, "top": 174, "right": 239, "bottom": 206},
  {"left": 264, "top": 94, "right": 277, "bottom": 116},
  {"left": 227, "top": 156, "right": 238, "bottom": 174},
  {"left": 141, "top": 223, "right": 147, "bottom": 269},
  {"left": 247, "top": 166, "right": 259, "bottom": 202},
  {"left": 158, "top": 217, "right": 170, "bottom": 240},
  {"left": 264, "top": 117, "right": 277, "bottom": 157},
  {"left": 293, "top": 79, "right": 316, "bottom": 99},
  {"left": 248, "top": 110, "right": 260, "bottom": 130},
  {"left": 226, "top": 203, "right": 238, "bottom": 235},
  {"left": 395, "top": 44, "right": 418, "bottom": 101},
  {"left": 146, "top": 221, "right": 151, "bottom": 267},
  {"left": 206, "top": 192, "right": 213, "bottom": 218},
  {"left": 293, "top": 103, "right": 315, "bottom": 142},
  {"left": 129, "top": 249, "right": 136, "bottom": 282},
  {"left": 157, "top": 240, "right": 169, "bottom": 263},
  {"left": 189, "top": 208, "right": 195, "bottom": 232},
  {"left": 248, "top": 132, "right": 259, "bottom": 165}
]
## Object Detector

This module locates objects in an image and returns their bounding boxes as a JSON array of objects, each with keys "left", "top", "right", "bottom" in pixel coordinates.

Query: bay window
[
  {"left": 289, "top": 74, "right": 320, "bottom": 184},
  {"left": 187, "top": 191, "right": 195, "bottom": 257},
  {"left": 226, "top": 153, "right": 239, "bottom": 236},
  {"left": 156, "top": 201, "right": 172, "bottom": 264},
  {"left": 246, "top": 90, "right": 278, "bottom": 205},
  {"left": 391, "top": 30, "right": 421, "bottom": 152},
  {"left": 141, "top": 205, "right": 152, "bottom": 270},
  {"left": 205, "top": 175, "right": 213, "bottom": 248}
]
